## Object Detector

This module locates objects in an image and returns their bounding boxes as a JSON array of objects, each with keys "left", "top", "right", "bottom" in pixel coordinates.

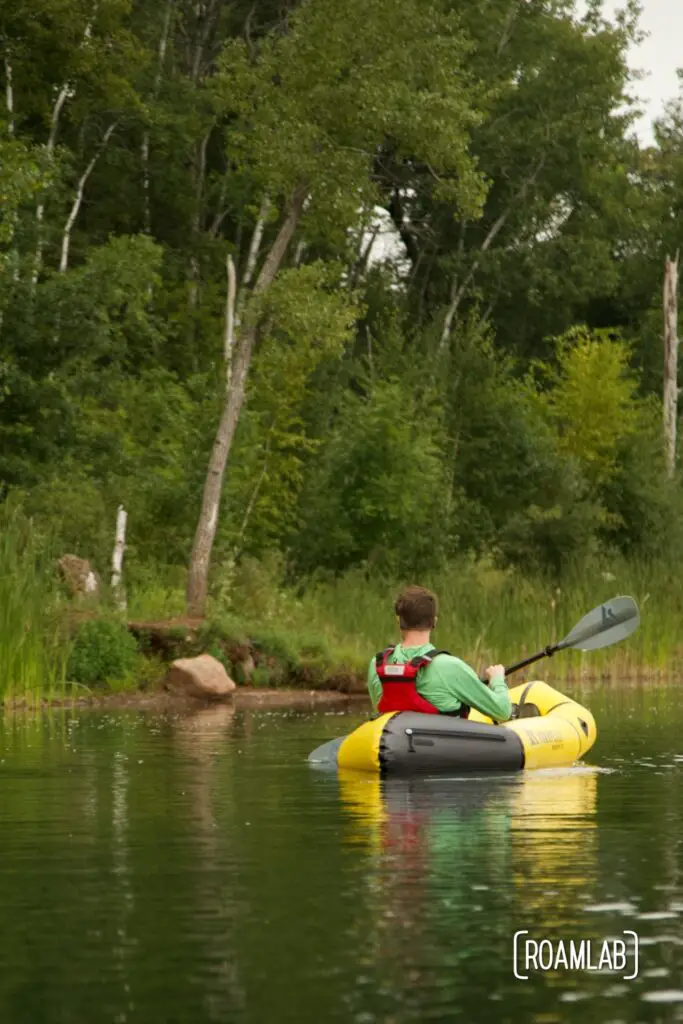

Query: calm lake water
[{"left": 0, "top": 686, "right": 682, "bottom": 1023}]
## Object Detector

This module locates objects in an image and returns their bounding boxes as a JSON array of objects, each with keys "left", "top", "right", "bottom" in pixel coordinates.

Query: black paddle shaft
[{"left": 504, "top": 644, "right": 559, "bottom": 677}]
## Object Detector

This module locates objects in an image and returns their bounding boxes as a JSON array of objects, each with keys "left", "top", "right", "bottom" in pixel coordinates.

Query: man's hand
[{"left": 484, "top": 664, "right": 506, "bottom": 684}]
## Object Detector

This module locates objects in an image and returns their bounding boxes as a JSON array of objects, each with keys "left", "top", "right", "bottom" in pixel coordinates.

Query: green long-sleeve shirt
[{"left": 367, "top": 643, "right": 512, "bottom": 721}]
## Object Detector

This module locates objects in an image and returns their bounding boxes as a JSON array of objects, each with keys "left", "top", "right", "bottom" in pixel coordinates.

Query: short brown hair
[{"left": 395, "top": 586, "right": 438, "bottom": 630}]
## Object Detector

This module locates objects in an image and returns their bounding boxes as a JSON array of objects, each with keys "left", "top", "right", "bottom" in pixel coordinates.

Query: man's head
[{"left": 394, "top": 585, "right": 438, "bottom": 632}]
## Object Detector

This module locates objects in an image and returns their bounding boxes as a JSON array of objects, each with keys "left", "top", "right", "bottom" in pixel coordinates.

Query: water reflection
[
  {"left": 338, "top": 768, "right": 600, "bottom": 1016},
  {"left": 339, "top": 768, "right": 597, "bottom": 871},
  {"left": 172, "top": 704, "right": 245, "bottom": 1021}
]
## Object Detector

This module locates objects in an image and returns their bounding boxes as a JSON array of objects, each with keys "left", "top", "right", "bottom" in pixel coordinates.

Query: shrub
[
  {"left": 67, "top": 618, "right": 139, "bottom": 686},
  {"left": 292, "top": 378, "right": 451, "bottom": 576}
]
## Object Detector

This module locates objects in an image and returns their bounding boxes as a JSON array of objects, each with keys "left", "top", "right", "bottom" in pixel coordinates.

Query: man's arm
[
  {"left": 436, "top": 659, "right": 512, "bottom": 721},
  {"left": 367, "top": 656, "right": 381, "bottom": 711}
]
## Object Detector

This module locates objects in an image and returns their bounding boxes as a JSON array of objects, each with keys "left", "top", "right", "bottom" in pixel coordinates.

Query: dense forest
[{"left": 2, "top": 0, "right": 683, "bottom": 625}]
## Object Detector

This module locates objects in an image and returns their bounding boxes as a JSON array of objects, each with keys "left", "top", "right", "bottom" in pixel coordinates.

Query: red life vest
[{"left": 375, "top": 646, "right": 470, "bottom": 718}]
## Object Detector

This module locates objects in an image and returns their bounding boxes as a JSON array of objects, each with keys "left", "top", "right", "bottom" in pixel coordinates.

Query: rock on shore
[{"left": 164, "top": 654, "right": 236, "bottom": 701}]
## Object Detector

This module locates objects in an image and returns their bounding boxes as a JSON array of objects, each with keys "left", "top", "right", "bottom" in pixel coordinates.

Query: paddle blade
[
  {"left": 559, "top": 595, "right": 640, "bottom": 652},
  {"left": 307, "top": 736, "right": 345, "bottom": 765}
]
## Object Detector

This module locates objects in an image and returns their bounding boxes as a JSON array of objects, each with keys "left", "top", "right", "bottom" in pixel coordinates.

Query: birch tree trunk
[
  {"left": 187, "top": 129, "right": 210, "bottom": 314},
  {"left": 33, "top": 10, "right": 97, "bottom": 282},
  {"left": 240, "top": 195, "right": 270, "bottom": 295},
  {"left": 111, "top": 505, "right": 128, "bottom": 612},
  {"left": 663, "top": 252, "right": 679, "bottom": 478},
  {"left": 33, "top": 83, "right": 71, "bottom": 281},
  {"left": 4, "top": 56, "right": 14, "bottom": 134},
  {"left": 437, "top": 156, "right": 545, "bottom": 359},
  {"left": 60, "top": 121, "right": 117, "bottom": 272},
  {"left": 185, "top": 186, "right": 306, "bottom": 617}
]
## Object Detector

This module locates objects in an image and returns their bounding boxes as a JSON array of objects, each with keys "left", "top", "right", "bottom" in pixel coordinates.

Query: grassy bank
[
  {"left": 125, "top": 554, "right": 682, "bottom": 688},
  {"left": 1, "top": 517, "right": 681, "bottom": 701}
]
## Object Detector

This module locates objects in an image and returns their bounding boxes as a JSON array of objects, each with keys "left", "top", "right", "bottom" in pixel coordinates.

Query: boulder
[
  {"left": 164, "top": 654, "right": 236, "bottom": 701},
  {"left": 57, "top": 554, "right": 100, "bottom": 599}
]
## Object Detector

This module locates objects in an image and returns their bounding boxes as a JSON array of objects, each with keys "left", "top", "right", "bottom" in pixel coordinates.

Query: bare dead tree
[
  {"left": 663, "top": 252, "right": 680, "bottom": 477},
  {"left": 4, "top": 55, "right": 14, "bottom": 134},
  {"left": 111, "top": 504, "right": 128, "bottom": 612}
]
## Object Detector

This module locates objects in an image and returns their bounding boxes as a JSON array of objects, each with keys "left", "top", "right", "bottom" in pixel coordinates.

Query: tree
[
  {"left": 184, "top": 0, "right": 487, "bottom": 615},
  {"left": 375, "top": 0, "right": 642, "bottom": 365}
]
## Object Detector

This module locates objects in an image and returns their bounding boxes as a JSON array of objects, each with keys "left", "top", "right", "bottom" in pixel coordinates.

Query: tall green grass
[
  {"left": 50, "top": 550, "right": 683, "bottom": 692},
  {"left": 288, "top": 560, "right": 683, "bottom": 683},
  {"left": 203, "top": 555, "right": 683, "bottom": 684},
  {"left": 0, "top": 509, "right": 70, "bottom": 702}
]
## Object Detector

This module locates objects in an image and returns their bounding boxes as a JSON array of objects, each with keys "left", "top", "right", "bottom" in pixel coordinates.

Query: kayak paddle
[{"left": 503, "top": 595, "right": 640, "bottom": 677}]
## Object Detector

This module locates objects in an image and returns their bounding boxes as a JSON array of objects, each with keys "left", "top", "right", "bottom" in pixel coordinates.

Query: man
[{"left": 367, "top": 585, "right": 512, "bottom": 721}]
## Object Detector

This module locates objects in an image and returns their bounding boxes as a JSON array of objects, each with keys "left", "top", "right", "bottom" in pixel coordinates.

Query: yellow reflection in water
[{"left": 338, "top": 767, "right": 599, "bottom": 971}]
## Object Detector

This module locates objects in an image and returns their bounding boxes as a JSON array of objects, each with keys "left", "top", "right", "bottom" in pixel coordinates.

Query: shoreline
[
  {"left": 6, "top": 611, "right": 677, "bottom": 713},
  {"left": 2, "top": 687, "right": 369, "bottom": 713},
  {"left": 2, "top": 668, "right": 679, "bottom": 714}
]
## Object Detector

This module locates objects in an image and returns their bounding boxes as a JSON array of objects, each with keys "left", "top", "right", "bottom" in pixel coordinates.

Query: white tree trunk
[
  {"left": 111, "top": 505, "right": 128, "bottom": 612},
  {"left": 187, "top": 129, "right": 211, "bottom": 313},
  {"left": 224, "top": 254, "right": 237, "bottom": 385},
  {"left": 4, "top": 56, "right": 14, "bottom": 134},
  {"left": 234, "top": 195, "right": 271, "bottom": 331},
  {"left": 664, "top": 253, "right": 679, "bottom": 478},
  {"left": 242, "top": 196, "right": 270, "bottom": 292},
  {"left": 142, "top": 0, "right": 174, "bottom": 235},
  {"left": 60, "top": 121, "right": 117, "bottom": 273},
  {"left": 185, "top": 186, "right": 306, "bottom": 617},
  {"left": 437, "top": 155, "right": 545, "bottom": 357},
  {"left": 33, "top": 83, "right": 71, "bottom": 281},
  {"left": 33, "top": 11, "right": 96, "bottom": 282}
]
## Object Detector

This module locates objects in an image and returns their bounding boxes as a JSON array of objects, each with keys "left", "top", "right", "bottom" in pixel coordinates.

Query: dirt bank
[{"left": 4, "top": 687, "right": 368, "bottom": 713}]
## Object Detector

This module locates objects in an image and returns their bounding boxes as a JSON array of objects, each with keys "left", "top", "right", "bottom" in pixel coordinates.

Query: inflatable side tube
[
  {"left": 338, "top": 715, "right": 392, "bottom": 772},
  {"left": 377, "top": 712, "right": 525, "bottom": 775}
]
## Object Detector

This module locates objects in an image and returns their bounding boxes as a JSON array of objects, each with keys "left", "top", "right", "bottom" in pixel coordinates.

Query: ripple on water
[
  {"left": 639, "top": 934, "right": 683, "bottom": 947},
  {"left": 582, "top": 902, "right": 638, "bottom": 914},
  {"left": 636, "top": 910, "right": 679, "bottom": 921},
  {"left": 641, "top": 991, "right": 683, "bottom": 1003}
]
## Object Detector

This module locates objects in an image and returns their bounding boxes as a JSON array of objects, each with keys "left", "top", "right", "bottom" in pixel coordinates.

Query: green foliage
[
  {"left": 293, "top": 378, "right": 451, "bottom": 576},
  {"left": 495, "top": 328, "right": 671, "bottom": 575},
  {"left": 534, "top": 327, "right": 643, "bottom": 491},
  {"left": 0, "top": 133, "right": 45, "bottom": 248},
  {"left": 0, "top": 503, "right": 69, "bottom": 700},
  {"left": 127, "top": 653, "right": 165, "bottom": 691},
  {"left": 216, "top": 0, "right": 486, "bottom": 225},
  {"left": 286, "top": 555, "right": 683, "bottom": 680},
  {"left": 67, "top": 618, "right": 139, "bottom": 687}
]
